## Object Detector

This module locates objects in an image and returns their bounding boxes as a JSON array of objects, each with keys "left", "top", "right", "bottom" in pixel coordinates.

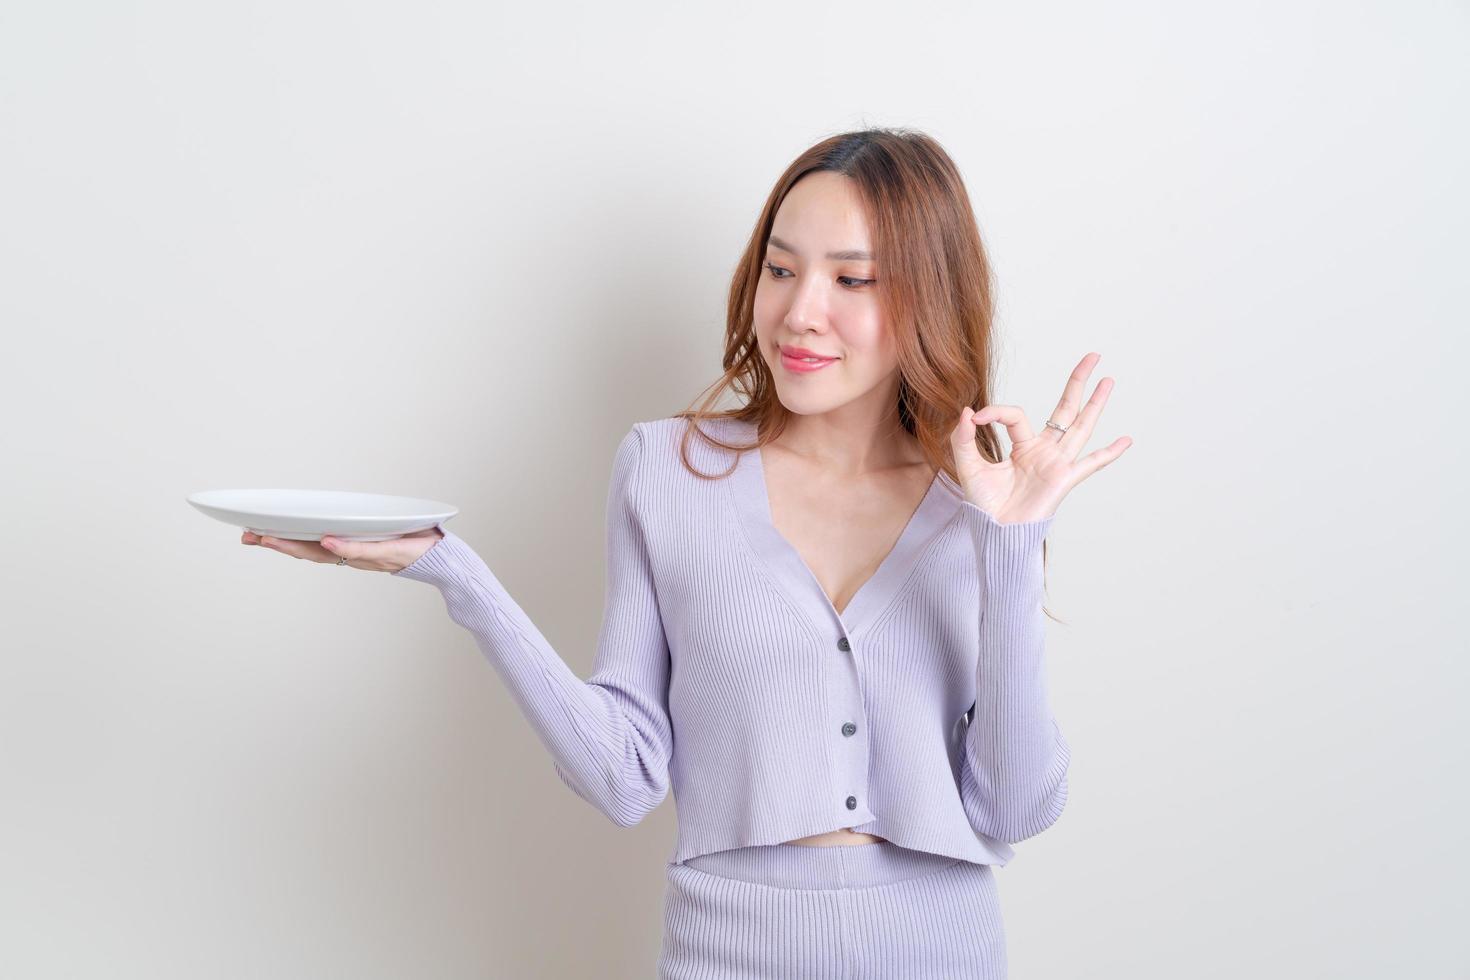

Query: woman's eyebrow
[{"left": 767, "top": 235, "right": 873, "bottom": 262}]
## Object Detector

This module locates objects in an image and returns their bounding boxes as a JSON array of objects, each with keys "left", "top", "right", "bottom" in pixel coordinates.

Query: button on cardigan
[{"left": 392, "top": 415, "right": 1070, "bottom": 868}]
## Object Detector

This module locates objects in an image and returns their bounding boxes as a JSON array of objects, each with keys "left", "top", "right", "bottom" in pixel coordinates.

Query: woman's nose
[{"left": 784, "top": 280, "right": 830, "bottom": 331}]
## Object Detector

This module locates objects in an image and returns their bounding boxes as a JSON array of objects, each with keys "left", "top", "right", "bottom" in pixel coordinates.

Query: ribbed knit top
[{"left": 392, "top": 415, "right": 1070, "bottom": 868}]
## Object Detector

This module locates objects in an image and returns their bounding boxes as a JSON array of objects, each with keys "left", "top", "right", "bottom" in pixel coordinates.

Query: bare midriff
[{"left": 781, "top": 828, "right": 888, "bottom": 846}]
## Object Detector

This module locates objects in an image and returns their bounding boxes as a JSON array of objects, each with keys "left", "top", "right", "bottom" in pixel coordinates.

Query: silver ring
[{"left": 1044, "top": 419, "right": 1069, "bottom": 434}]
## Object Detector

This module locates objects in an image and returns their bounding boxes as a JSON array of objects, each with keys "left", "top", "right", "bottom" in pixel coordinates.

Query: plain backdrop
[{"left": 1, "top": 1, "right": 1465, "bottom": 977}]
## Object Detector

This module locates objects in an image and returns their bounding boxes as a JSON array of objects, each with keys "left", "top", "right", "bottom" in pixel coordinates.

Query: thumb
[{"left": 952, "top": 406, "right": 989, "bottom": 468}]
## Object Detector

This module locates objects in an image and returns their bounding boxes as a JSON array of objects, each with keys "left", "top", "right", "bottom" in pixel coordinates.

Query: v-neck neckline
[{"left": 726, "top": 417, "right": 964, "bottom": 643}]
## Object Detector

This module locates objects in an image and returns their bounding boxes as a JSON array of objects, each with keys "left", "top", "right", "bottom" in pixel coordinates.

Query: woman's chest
[
  {"left": 764, "top": 459, "right": 937, "bottom": 618},
  {"left": 643, "top": 499, "right": 980, "bottom": 718}
]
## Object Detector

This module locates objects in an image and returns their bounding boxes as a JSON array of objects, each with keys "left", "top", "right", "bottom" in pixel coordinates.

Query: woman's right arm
[{"left": 392, "top": 424, "right": 674, "bottom": 827}]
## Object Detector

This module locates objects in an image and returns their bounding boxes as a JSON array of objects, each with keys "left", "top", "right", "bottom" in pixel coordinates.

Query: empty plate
[{"left": 187, "top": 489, "right": 457, "bottom": 542}]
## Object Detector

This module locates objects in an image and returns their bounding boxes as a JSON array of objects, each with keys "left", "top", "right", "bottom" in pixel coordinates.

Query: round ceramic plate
[{"left": 186, "top": 489, "right": 458, "bottom": 542}]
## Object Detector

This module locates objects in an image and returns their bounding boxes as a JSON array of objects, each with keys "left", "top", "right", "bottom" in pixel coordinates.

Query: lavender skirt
[{"left": 658, "top": 840, "right": 1007, "bottom": 979}]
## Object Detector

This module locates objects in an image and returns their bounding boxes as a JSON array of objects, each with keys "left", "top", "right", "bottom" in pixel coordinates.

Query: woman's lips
[{"left": 780, "top": 351, "right": 838, "bottom": 373}]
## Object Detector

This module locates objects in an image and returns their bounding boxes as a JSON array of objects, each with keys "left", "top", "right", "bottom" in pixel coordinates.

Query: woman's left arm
[
  {"left": 957, "top": 502, "right": 1068, "bottom": 843},
  {"left": 952, "top": 352, "right": 1133, "bottom": 843}
]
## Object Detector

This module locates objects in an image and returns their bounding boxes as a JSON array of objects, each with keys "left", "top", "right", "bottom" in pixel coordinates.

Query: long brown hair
[{"left": 670, "top": 126, "right": 1058, "bottom": 620}]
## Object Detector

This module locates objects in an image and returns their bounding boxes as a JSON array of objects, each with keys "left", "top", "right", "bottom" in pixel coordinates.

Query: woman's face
[{"left": 753, "top": 171, "right": 897, "bottom": 418}]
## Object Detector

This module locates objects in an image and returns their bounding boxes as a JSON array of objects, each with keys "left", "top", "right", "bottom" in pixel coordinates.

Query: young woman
[{"left": 244, "top": 127, "right": 1131, "bottom": 978}]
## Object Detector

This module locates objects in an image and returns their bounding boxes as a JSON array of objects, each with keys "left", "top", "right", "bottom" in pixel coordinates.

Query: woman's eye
[{"left": 763, "top": 262, "right": 874, "bottom": 288}]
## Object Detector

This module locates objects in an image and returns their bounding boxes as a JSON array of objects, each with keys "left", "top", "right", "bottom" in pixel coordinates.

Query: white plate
[{"left": 187, "top": 489, "right": 458, "bottom": 542}]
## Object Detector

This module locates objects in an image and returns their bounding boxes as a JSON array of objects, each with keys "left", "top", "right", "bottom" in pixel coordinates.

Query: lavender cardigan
[{"left": 393, "top": 415, "right": 1069, "bottom": 867}]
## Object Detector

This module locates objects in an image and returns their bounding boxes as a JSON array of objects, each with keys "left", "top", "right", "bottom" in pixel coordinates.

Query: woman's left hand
[{"left": 950, "top": 351, "right": 1132, "bottom": 524}]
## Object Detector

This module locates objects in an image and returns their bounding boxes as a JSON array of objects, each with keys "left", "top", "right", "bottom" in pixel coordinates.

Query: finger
[
  {"left": 317, "top": 535, "right": 364, "bottom": 566},
  {"left": 1070, "top": 436, "right": 1134, "bottom": 484},
  {"left": 260, "top": 534, "right": 338, "bottom": 563},
  {"left": 971, "top": 403, "right": 1034, "bottom": 452},
  {"left": 1057, "top": 376, "right": 1116, "bottom": 459},
  {"left": 1043, "top": 352, "right": 1100, "bottom": 441},
  {"left": 951, "top": 407, "right": 998, "bottom": 467}
]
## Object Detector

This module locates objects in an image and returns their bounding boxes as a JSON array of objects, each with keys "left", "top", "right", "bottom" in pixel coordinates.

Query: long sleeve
[
  {"left": 956, "top": 500, "right": 1071, "bottom": 844},
  {"left": 390, "top": 425, "right": 674, "bottom": 828}
]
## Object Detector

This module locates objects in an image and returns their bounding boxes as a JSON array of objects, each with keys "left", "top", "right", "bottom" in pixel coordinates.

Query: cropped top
[{"left": 392, "top": 414, "right": 1070, "bottom": 868}]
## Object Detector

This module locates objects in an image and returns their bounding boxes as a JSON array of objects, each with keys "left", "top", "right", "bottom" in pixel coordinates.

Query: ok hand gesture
[{"left": 949, "top": 352, "right": 1132, "bottom": 525}]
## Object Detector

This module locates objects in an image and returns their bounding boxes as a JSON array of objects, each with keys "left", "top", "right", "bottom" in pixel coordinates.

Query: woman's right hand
[{"left": 242, "top": 526, "right": 445, "bottom": 573}]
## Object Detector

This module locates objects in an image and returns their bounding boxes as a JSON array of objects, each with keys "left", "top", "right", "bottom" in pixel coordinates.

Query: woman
[{"left": 244, "top": 127, "right": 1131, "bottom": 978}]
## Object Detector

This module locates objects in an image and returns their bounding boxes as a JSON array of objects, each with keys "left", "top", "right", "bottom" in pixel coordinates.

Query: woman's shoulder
[
  {"left": 619, "top": 415, "right": 755, "bottom": 502},
  {"left": 632, "top": 414, "right": 750, "bottom": 461}
]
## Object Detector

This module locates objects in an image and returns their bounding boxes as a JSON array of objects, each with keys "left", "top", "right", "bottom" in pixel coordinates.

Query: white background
[{"left": 1, "top": 1, "right": 1465, "bottom": 976}]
